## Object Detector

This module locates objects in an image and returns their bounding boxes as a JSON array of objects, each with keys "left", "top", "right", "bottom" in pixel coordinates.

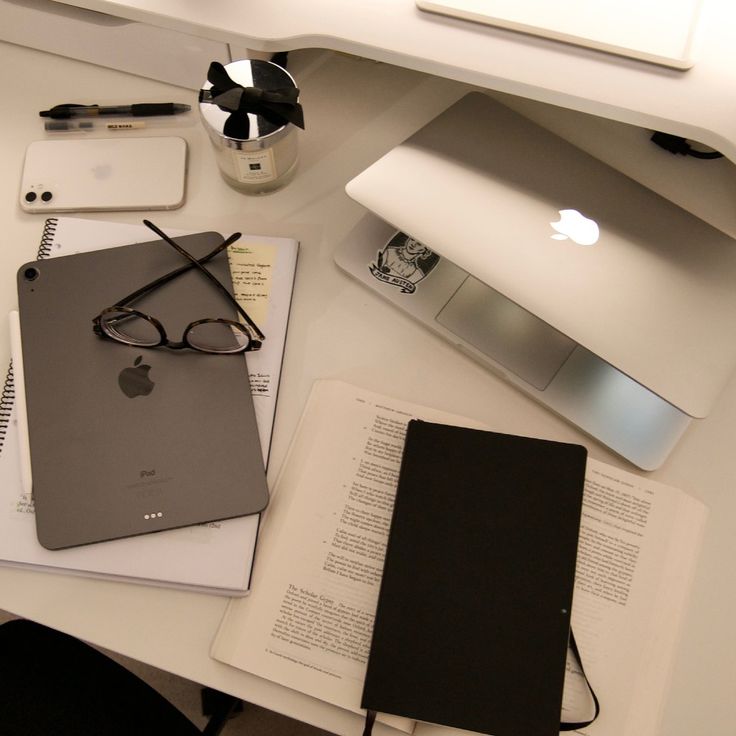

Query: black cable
[
  {"left": 650, "top": 131, "right": 724, "bottom": 159},
  {"left": 271, "top": 51, "right": 289, "bottom": 68}
]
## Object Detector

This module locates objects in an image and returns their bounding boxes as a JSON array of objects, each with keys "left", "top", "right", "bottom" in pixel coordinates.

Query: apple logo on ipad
[
  {"left": 550, "top": 209, "right": 599, "bottom": 246},
  {"left": 118, "top": 356, "right": 155, "bottom": 398}
]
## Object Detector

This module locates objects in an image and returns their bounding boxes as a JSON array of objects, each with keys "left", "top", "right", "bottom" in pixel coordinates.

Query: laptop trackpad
[{"left": 436, "top": 276, "right": 577, "bottom": 390}]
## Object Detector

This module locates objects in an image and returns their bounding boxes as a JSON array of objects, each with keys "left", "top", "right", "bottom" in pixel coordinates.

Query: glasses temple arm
[
  {"left": 143, "top": 220, "right": 265, "bottom": 342},
  {"left": 112, "top": 239, "right": 231, "bottom": 308}
]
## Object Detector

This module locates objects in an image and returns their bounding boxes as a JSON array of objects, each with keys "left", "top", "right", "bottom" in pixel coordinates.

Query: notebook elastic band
[{"left": 361, "top": 629, "right": 599, "bottom": 736}]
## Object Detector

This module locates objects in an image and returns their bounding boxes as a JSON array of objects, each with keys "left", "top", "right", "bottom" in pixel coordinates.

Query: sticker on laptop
[{"left": 369, "top": 232, "right": 439, "bottom": 294}]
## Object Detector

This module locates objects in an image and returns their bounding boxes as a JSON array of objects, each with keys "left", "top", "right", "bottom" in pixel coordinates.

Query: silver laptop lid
[
  {"left": 17, "top": 233, "right": 269, "bottom": 550},
  {"left": 346, "top": 92, "right": 736, "bottom": 419}
]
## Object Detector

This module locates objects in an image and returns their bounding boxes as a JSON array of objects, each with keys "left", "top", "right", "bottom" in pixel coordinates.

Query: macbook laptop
[
  {"left": 17, "top": 233, "right": 269, "bottom": 549},
  {"left": 338, "top": 92, "right": 736, "bottom": 470},
  {"left": 416, "top": 0, "right": 703, "bottom": 70}
]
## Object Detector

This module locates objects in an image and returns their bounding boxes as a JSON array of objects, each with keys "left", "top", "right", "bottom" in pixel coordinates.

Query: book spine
[{"left": 0, "top": 218, "right": 58, "bottom": 455}]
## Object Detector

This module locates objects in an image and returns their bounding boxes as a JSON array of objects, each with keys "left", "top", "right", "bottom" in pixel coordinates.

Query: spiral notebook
[{"left": 0, "top": 217, "right": 297, "bottom": 592}]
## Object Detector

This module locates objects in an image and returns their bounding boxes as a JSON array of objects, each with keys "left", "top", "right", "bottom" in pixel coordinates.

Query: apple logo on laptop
[
  {"left": 550, "top": 209, "right": 599, "bottom": 246},
  {"left": 118, "top": 356, "right": 155, "bottom": 398}
]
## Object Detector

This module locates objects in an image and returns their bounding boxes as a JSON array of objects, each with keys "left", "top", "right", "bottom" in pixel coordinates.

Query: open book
[
  {"left": 0, "top": 217, "right": 297, "bottom": 595},
  {"left": 211, "top": 380, "right": 707, "bottom": 734}
]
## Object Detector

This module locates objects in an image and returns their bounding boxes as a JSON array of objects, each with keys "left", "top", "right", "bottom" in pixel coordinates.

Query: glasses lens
[
  {"left": 100, "top": 309, "right": 162, "bottom": 346},
  {"left": 186, "top": 320, "right": 251, "bottom": 353}
]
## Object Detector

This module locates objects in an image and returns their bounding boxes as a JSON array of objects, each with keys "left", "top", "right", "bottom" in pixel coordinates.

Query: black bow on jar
[{"left": 198, "top": 61, "right": 305, "bottom": 139}]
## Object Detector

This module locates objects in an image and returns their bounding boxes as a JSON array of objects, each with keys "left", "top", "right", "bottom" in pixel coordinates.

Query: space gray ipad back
[{"left": 17, "top": 233, "right": 268, "bottom": 549}]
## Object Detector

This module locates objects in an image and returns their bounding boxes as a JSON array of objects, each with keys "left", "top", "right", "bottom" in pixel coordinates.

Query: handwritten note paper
[{"left": 228, "top": 243, "right": 276, "bottom": 329}]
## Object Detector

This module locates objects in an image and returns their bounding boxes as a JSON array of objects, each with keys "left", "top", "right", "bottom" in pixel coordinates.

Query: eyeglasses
[{"left": 92, "top": 220, "right": 265, "bottom": 354}]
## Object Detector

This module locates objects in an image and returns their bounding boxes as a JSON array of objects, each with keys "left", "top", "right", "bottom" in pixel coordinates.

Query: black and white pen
[
  {"left": 40, "top": 103, "right": 191, "bottom": 119},
  {"left": 44, "top": 120, "right": 148, "bottom": 131}
]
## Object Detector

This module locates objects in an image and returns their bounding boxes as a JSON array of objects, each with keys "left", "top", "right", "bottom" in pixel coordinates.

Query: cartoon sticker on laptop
[{"left": 369, "top": 232, "right": 440, "bottom": 293}]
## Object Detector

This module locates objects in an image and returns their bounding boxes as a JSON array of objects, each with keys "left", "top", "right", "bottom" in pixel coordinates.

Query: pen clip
[{"left": 39, "top": 104, "right": 98, "bottom": 120}]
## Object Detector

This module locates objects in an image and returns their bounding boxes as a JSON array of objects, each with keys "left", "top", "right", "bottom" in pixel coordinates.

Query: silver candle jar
[{"left": 199, "top": 59, "right": 303, "bottom": 194}]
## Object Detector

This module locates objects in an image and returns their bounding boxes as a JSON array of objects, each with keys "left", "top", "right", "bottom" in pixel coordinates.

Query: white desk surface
[
  {"left": 0, "top": 41, "right": 734, "bottom": 736},
  {"left": 50, "top": 0, "right": 736, "bottom": 158}
]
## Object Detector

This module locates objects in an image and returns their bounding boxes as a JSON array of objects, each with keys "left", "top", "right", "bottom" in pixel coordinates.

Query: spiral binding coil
[
  {"left": 0, "top": 362, "right": 14, "bottom": 452},
  {"left": 0, "top": 218, "right": 58, "bottom": 455},
  {"left": 37, "top": 217, "right": 58, "bottom": 259}
]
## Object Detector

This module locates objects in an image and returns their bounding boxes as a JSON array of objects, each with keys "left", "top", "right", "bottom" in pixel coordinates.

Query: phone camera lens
[
  {"left": 24, "top": 191, "right": 37, "bottom": 203},
  {"left": 41, "top": 191, "right": 53, "bottom": 202},
  {"left": 24, "top": 267, "right": 40, "bottom": 281}
]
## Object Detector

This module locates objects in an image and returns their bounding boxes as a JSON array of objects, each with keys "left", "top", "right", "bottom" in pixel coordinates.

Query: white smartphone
[{"left": 19, "top": 136, "right": 187, "bottom": 213}]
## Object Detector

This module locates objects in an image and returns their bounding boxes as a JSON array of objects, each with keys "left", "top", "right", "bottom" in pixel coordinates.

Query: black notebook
[{"left": 362, "top": 420, "right": 587, "bottom": 736}]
